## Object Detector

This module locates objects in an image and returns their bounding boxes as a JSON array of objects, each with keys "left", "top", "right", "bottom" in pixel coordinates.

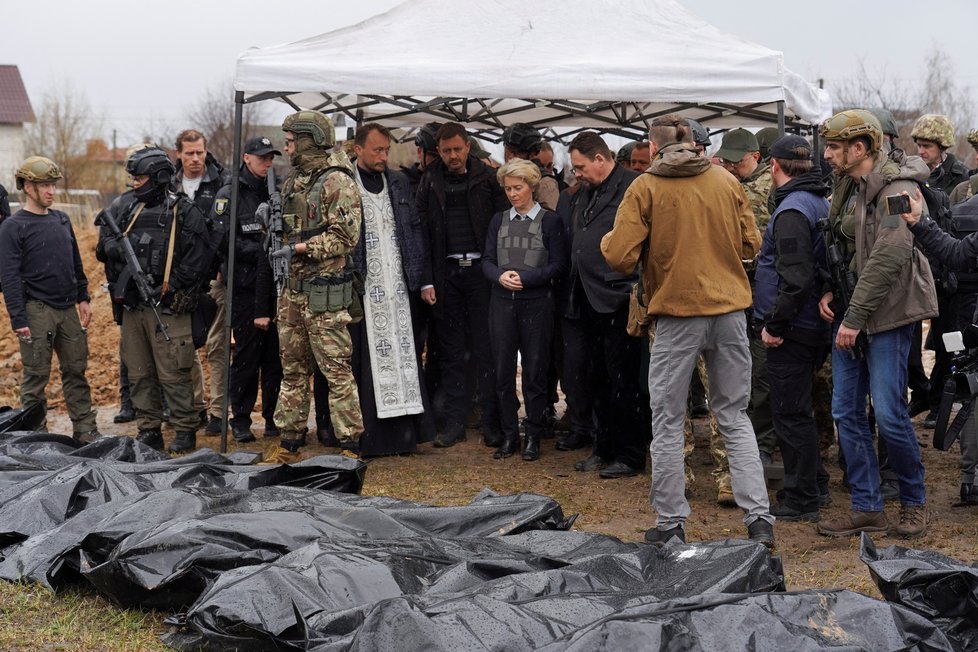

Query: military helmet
[
  {"left": 282, "top": 110, "right": 335, "bottom": 148},
  {"left": 414, "top": 121, "right": 442, "bottom": 153},
  {"left": 968, "top": 129, "right": 978, "bottom": 146},
  {"left": 868, "top": 108, "right": 899, "bottom": 139},
  {"left": 15, "top": 156, "right": 62, "bottom": 190},
  {"left": 683, "top": 118, "right": 711, "bottom": 148},
  {"left": 502, "top": 122, "right": 544, "bottom": 154},
  {"left": 911, "top": 114, "right": 955, "bottom": 148},
  {"left": 126, "top": 147, "right": 175, "bottom": 187},
  {"left": 755, "top": 127, "right": 780, "bottom": 159},
  {"left": 818, "top": 110, "right": 883, "bottom": 153}
]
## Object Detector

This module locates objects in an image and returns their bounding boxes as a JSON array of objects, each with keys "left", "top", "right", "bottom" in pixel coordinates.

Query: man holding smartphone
[{"left": 816, "top": 110, "right": 938, "bottom": 538}]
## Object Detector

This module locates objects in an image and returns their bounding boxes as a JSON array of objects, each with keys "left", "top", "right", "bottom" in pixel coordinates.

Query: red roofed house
[{"left": 0, "top": 65, "right": 35, "bottom": 191}]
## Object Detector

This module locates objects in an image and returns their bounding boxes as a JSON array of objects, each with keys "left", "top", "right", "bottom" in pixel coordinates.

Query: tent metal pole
[
  {"left": 777, "top": 101, "right": 785, "bottom": 135},
  {"left": 219, "top": 91, "right": 245, "bottom": 454}
]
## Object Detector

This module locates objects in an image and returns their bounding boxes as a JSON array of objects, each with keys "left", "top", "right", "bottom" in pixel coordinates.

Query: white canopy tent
[
  {"left": 215, "top": 0, "right": 833, "bottom": 451},
  {"left": 233, "top": 0, "right": 832, "bottom": 139}
]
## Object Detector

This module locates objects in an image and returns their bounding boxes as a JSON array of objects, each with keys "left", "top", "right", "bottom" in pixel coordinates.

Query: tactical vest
[
  {"left": 120, "top": 200, "right": 175, "bottom": 284},
  {"left": 496, "top": 214, "right": 548, "bottom": 271},
  {"left": 753, "top": 190, "right": 829, "bottom": 332},
  {"left": 443, "top": 176, "right": 479, "bottom": 255},
  {"left": 281, "top": 163, "right": 355, "bottom": 280}
]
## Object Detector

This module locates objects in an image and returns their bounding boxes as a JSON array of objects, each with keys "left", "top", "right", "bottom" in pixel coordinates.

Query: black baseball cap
[
  {"left": 769, "top": 134, "right": 811, "bottom": 160},
  {"left": 244, "top": 136, "right": 281, "bottom": 156}
]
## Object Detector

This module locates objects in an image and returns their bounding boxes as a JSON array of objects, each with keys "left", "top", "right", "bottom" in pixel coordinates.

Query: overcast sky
[{"left": 3, "top": 0, "right": 976, "bottom": 146}]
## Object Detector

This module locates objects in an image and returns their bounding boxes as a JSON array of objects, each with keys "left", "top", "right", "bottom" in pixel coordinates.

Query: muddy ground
[{"left": 1, "top": 225, "right": 976, "bottom": 596}]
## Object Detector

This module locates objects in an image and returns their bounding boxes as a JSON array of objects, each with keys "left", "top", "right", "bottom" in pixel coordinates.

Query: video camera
[{"left": 933, "top": 324, "right": 978, "bottom": 450}]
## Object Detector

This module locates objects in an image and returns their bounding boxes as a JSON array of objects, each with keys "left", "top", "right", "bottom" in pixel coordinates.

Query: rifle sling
[{"left": 162, "top": 205, "right": 178, "bottom": 291}]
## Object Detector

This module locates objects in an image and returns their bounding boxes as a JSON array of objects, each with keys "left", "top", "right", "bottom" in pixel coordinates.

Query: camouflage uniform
[{"left": 274, "top": 148, "right": 364, "bottom": 447}]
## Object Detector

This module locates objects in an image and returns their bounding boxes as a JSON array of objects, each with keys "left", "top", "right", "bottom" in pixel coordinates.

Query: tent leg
[{"left": 220, "top": 92, "right": 245, "bottom": 455}]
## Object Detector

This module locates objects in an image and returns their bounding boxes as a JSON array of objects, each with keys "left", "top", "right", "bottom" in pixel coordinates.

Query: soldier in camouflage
[
  {"left": 716, "top": 128, "right": 777, "bottom": 491},
  {"left": 912, "top": 114, "right": 969, "bottom": 196},
  {"left": 270, "top": 111, "right": 364, "bottom": 456}
]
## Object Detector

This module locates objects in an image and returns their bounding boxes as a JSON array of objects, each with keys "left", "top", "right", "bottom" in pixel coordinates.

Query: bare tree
[
  {"left": 24, "top": 82, "right": 104, "bottom": 190},
  {"left": 830, "top": 46, "right": 975, "bottom": 161},
  {"left": 185, "top": 80, "right": 268, "bottom": 167}
]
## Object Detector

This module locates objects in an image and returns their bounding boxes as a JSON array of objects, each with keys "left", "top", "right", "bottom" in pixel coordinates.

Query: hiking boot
[
  {"left": 263, "top": 420, "right": 280, "bottom": 438},
  {"left": 816, "top": 510, "right": 889, "bottom": 537},
  {"left": 716, "top": 487, "right": 737, "bottom": 507},
  {"left": 770, "top": 501, "right": 820, "bottom": 522},
  {"left": 644, "top": 524, "right": 685, "bottom": 546},
  {"left": 113, "top": 403, "right": 135, "bottom": 423},
  {"left": 204, "top": 415, "right": 223, "bottom": 435},
  {"left": 168, "top": 430, "right": 196, "bottom": 454},
  {"left": 747, "top": 519, "right": 775, "bottom": 548},
  {"left": 136, "top": 429, "right": 164, "bottom": 451},
  {"left": 895, "top": 505, "right": 927, "bottom": 538}
]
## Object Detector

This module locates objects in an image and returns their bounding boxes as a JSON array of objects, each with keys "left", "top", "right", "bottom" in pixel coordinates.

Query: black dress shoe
[
  {"left": 434, "top": 425, "right": 466, "bottom": 448},
  {"left": 483, "top": 428, "right": 504, "bottom": 448},
  {"left": 522, "top": 434, "right": 540, "bottom": 461},
  {"left": 317, "top": 427, "right": 339, "bottom": 447},
  {"left": 555, "top": 431, "right": 591, "bottom": 451},
  {"left": 922, "top": 411, "right": 937, "bottom": 429},
  {"left": 880, "top": 479, "right": 900, "bottom": 502},
  {"left": 574, "top": 454, "right": 606, "bottom": 472},
  {"left": 599, "top": 461, "right": 641, "bottom": 479},
  {"left": 205, "top": 415, "right": 224, "bottom": 434},
  {"left": 263, "top": 420, "right": 280, "bottom": 437},
  {"left": 233, "top": 427, "right": 256, "bottom": 443},
  {"left": 770, "top": 501, "right": 820, "bottom": 522},
  {"left": 494, "top": 437, "right": 519, "bottom": 459},
  {"left": 907, "top": 397, "right": 928, "bottom": 417},
  {"left": 644, "top": 524, "right": 685, "bottom": 546}
]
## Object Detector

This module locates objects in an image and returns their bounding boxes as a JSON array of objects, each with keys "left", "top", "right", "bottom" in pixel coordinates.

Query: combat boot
[
  {"left": 521, "top": 433, "right": 540, "bottom": 461},
  {"left": 168, "top": 431, "right": 196, "bottom": 454},
  {"left": 136, "top": 429, "right": 164, "bottom": 451},
  {"left": 113, "top": 402, "right": 135, "bottom": 424}
]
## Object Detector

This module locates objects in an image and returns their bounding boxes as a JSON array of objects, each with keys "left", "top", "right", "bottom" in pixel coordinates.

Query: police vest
[
  {"left": 496, "top": 213, "right": 548, "bottom": 271},
  {"left": 753, "top": 190, "right": 829, "bottom": 332}
]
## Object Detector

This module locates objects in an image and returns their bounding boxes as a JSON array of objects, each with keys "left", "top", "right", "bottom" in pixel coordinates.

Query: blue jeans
[{"left": 831, "top": 323, "right": 925, "bottom": 511}]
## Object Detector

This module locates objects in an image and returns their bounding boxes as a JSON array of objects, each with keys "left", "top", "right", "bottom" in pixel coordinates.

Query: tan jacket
[{"left": 601, "top": 144, "right": 760, "bottom": 318}]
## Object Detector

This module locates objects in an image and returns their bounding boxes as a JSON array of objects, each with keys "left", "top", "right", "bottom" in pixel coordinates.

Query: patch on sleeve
[
  {"left": 881, "top": 214, "right": 902, "bottom": 229},
  {"left": 214, "top": 198, "right": 228, "bottom": 216}
]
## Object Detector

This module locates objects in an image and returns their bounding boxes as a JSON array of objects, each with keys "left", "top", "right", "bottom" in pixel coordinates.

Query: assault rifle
[
  {"left": 816, "top": 216, "right": 867, "bottom": 359},
  {"left": 95, "top": 206, "right": 170, "bottom": 341},
  {"left": 263, "top": 168, "right": 289, "bottom": 296}
]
